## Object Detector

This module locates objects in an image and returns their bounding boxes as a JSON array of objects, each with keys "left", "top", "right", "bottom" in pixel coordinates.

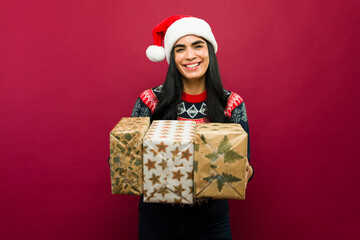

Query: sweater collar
[{"left": 181, "top": 91, "right": 207, "bottom": 103}]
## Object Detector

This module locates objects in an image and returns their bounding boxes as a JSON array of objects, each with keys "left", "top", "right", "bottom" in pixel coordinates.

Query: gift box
[
  {"left": 109, "top": 117, "right": 150, "bottom": 195},
  {"left": 194, "top": 123, "right": 248, "bottom": 199},
  {"left": 143, "top": 120, "right": 196, "bottom": 204}
]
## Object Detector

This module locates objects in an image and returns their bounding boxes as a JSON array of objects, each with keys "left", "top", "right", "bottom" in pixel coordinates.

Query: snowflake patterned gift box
[
  {"left": 194, "top": 123, "right": 248, "bottom": 200},
  {"left": 109, "top": 117, "right": 150, "bottom": 195},
  {"left": 143, "top": 120, "right": 196, "bottom": 204}
]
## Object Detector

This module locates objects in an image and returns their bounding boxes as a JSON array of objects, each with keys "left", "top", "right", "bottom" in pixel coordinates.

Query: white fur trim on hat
[{"left": 164, "top": 17, "right": 218, "bottom": 64}]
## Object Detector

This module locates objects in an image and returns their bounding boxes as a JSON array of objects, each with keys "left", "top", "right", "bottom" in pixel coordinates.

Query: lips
[{"left": 184, "top": 62, "right": 201, "bottom": 69}]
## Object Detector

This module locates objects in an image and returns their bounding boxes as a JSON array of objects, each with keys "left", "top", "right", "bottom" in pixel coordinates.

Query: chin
[{"left": 184, "top": 75, "right": 205, "bottom": 82}]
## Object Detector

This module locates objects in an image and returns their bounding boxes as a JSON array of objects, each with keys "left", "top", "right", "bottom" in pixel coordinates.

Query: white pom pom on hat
[
  {"left": 146, "top": 45, "right": 166, "bottom": 62},
  {"left": 146, "top": 15, "right": 218, "bottom": 64}
]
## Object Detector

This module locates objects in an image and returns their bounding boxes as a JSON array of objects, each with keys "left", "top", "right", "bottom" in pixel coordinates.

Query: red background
[{"left": 1, "top": 1, "right": 359, "bottom": 239}]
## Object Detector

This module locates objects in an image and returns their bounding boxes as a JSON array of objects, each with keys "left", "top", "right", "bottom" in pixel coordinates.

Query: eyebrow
[{"left": 174, "top": 40, "right": 206, "bottom": 49}]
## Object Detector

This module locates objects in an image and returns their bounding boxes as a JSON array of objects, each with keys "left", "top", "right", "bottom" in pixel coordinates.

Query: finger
[{"left": 247, "top": 165, "right": 253, "bottom": 181}]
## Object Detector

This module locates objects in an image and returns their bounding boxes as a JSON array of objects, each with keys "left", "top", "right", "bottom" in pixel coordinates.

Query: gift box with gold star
[
  {"left": 194, "top": 123, "right": 248, "bottom": 200},
  {"left": 109, "top": 117, "right": 150, "bottom": 195},
  {"left": 143, "top": 120, "right": 196, "bottom": 204}
]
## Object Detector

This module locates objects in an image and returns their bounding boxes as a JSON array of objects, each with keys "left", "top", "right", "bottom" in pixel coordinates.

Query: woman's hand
[{"left": 245, "top": 160, "right": 253, "bottom": 185}]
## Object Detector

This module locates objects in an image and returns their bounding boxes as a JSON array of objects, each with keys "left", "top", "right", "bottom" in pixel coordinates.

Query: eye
[
  {"left": 195, "top": 45, "right": 203, "bottom": 49},
  {"left": 175, "top": 48, "right": 184, "bottom": 53}
]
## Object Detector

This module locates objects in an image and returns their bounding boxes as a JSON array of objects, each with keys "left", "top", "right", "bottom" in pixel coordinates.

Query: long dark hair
[{"left": 151, "top": 39, "right": 230, "bottom": 123}]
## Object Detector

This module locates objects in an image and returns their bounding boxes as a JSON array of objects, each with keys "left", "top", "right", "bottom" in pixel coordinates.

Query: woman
[{"left": 131, "top": 15, "right": 253, "bottom": 240}]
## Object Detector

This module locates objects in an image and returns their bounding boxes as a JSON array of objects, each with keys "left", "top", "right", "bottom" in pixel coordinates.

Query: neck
[{"left": 182, "top": 76, "right": 206, "bottom": 95}]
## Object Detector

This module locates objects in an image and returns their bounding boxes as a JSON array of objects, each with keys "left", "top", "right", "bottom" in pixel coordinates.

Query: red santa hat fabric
[{"left": 146, "top": 15, "right": 218, "bottom": 64}]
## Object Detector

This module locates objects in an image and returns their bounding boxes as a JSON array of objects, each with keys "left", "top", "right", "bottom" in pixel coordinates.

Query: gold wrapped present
[
  {"left": 109, "top": 117, "right": 150, "bottom": 195},
  {"left": 143, "top": 120, "right": 196, "bottom": 204},
  {"left": 194, "top": 123, "right": 248, "bottom": 199}
]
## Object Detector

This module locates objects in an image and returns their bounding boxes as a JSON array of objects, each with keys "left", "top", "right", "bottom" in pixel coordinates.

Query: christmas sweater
[{"left": 131, "top": 85, "right": 251, "bottom": 221}]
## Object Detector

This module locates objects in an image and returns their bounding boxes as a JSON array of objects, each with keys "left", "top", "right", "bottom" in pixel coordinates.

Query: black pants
[{"left": 139, "top": 213, "right": 232, "bottom": 240}]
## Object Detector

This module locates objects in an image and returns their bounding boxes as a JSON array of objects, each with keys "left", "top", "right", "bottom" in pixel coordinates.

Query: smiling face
[{"left": 173, "top": 35, "right": 210, "bottom": 83}]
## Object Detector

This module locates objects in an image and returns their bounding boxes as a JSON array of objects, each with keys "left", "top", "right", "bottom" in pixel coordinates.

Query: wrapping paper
[
  {"left": 109, "top": 117, "right": 150, "bottom": 195},
  {"left": 143, "top": 120, "right": 196, "bottom": 204},
  {"left": 194, "top": 123, "right": 248, "bottom": 199}
]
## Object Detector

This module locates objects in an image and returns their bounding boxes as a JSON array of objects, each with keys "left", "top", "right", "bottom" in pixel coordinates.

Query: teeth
[{"left": 185, "top": 63, "right": 200, "bottom": 68}]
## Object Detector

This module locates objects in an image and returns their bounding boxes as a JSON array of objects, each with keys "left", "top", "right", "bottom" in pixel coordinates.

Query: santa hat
[{"left": 146, "top": 15, "right": 218, "bottom": 63}]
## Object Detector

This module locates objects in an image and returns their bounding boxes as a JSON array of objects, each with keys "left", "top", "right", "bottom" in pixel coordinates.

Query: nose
[{"left": 185, "top": 48, "right": 196, "bottom": 60}]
